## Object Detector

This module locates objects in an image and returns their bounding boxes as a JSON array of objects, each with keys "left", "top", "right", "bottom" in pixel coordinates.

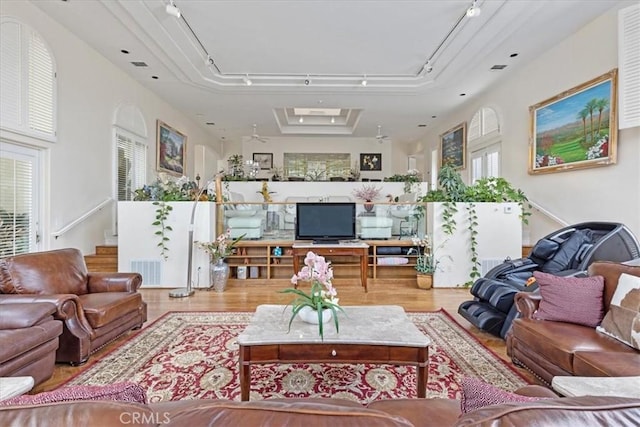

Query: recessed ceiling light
[
  {"left": 460, "top": 93, "right": 466, "bottom": 96},
  {"left": 120, "top": 49, "right": 129, "bottom": 54},
  {"left": 510, "top": 53, "right": 519, "bottom": 58},
  {"left": 151, "top": 75, "right": 158, "bottom": 79},
  {"left": 431, "top": 115, "right": 437, "bottom": 119},
  {"left": 418, "top": 124, "right": 427, "bottom": 127},
  {"left": 206, "top": 122, "right": 215, "bottom": 126}
]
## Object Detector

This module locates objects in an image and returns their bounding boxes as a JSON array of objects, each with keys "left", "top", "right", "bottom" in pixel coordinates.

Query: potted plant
[
  {"left": 196, "top": 229, "right": 244, "bottom": 292},
  {"left": 280, "top": 251, "right": 345, "bottom": 340},
  {"left": 411, "top": 235, "right": 437, "bottom": 290},
  {"left": 420, "top": 164, "right": 530, "bottom": 285},
  {"left": 352, "top": 183, "right": 382, "bottom": 212}
]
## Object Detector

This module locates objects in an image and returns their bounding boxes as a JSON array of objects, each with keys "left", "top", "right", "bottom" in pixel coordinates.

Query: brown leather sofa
[
  {"left": 506, "top": 261, "right": 640, "bottom": 385},
  {"left": 1, "top": 393, "right": 639, "bottom": 426},
  {"left": 0, "top": 302, "right": 62, "bottom": 386},
  {"left": 0, "top": 248, "right": 147, "bottom": 365}
]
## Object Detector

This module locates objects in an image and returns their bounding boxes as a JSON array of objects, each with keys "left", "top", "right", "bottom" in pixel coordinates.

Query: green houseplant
[
  {"left": 420, "top": 164, "right": 530, "bottom": 285},
  {"left": 134, "top": 174, "right": 208, "bottom": 259},
  {"left": 280, "top": 251, "right": 345, "bottom": 340}
]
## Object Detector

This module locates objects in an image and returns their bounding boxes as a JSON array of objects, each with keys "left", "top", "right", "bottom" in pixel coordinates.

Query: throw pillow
[
  {"left": 533, "top": 271, "right": 604, "bottom": 328},
  {"left": 596, "top": 273, "right": 640, "bottom": 350},
  {"left": 460, "top": 377, "right": 541, "bottom": 414},
  {"left": 0, "top": 382, "right": 147, "bottom": 406}
]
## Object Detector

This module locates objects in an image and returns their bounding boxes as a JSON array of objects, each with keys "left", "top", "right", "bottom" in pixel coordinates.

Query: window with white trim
[
  {"left": 469, "top": 107, "right": 502, "bottom": 181},
  {"left": 0, "top": 142, "right": 41, "bottom": 257},
  {"left": 116, "top": 130, "right": 147, "bottom": 201},
  {"left": 0, "top": 18, "right": 56, "bottom": 141}
]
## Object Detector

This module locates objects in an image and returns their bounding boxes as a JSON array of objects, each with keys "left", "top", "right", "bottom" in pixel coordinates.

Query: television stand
[{"left": 292, "top": 242, "right": 370, "bottom": 292}]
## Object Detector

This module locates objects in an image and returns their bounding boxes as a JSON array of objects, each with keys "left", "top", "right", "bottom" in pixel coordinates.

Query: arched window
[
  {"left": 0, "top": 18, "right": 56, "bottom": 141},
  {"left": 468, "top": 107, "right": 501, "bottom": 183}
]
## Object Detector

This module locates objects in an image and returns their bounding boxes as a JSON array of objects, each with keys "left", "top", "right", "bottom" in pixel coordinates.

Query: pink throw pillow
[
  {"left": 532, "top": 271, "right": 604, "bottom": 327},
  {"left": 460, "top": 377, "right": 541, "bottom": 414},
  {"left": 0, "top": 382, "right": 147, "bottom": 406}
]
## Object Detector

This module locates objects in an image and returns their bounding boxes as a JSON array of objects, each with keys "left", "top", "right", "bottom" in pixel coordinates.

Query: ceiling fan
[
  {"left": 375, "top": 125, "right": 389, "bottom": 143},
  {"left": 249, "top": 124, "right": 268, "bottom": 143}
]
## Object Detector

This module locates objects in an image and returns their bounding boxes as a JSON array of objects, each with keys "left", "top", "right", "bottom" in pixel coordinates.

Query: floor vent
[
  {"left": 480, "top": 258, "right": 505, "bottom": 277},
  {"left": 130, "top": 260, "right": 162, "bottom": 285}
]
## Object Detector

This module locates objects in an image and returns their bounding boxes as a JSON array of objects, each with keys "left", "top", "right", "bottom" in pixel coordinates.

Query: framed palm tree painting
[{"left": 528, "top": 69, "right": 618, "bottom": 174}]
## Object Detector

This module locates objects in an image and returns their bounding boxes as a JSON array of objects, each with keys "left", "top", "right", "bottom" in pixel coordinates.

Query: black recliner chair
[{"left": 458, "top": 222, "right": 640, "bottom": 338}]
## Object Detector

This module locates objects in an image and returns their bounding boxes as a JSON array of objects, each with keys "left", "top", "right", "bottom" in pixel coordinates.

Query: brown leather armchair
[
  {"left": 0, "top": 248, "right": 147, "bottom": 365},
  {"left": 0, "top": 302, "right": 62, "bottom": 385}
]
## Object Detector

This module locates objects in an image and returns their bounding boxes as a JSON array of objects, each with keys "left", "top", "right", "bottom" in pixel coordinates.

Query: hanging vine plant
[
  {"left": 420, "top": 164, "right": 530, "bottom": 286},
  {"left": 152, "top": 201, "right": 173, "bottom": 260}
]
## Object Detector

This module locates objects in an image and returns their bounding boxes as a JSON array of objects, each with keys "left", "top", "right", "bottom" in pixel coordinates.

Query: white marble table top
[
  {"left": 551, "top": 375, "right": 640, "bottom": 398},
  {"left": 0, "top": 376, "right": 34, "bottom": 401},
  {"left": 237, "top": 304, "right": 430, "bottom": 347}
]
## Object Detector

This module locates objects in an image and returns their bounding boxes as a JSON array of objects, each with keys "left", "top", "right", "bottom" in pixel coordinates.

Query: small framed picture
[
  {"left": 157, "top": 120, "right": 187, "bottom": 176},
  {"left": 359, "top": 153, "right": 382, "bottom": 171},
  {"left": 252, "top": 153, "right": 273, "bottom": 170},
  {"left": 439, "top": 122, "right": 466, "bottom": 170}
]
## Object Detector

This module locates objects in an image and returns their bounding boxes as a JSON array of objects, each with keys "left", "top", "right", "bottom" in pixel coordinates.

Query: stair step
[
  {"left": 95, "top": 245, "right": 118, "bottom": 255},
  {"left": 85, "top": 245, "right": 118, "bottom": 273}
]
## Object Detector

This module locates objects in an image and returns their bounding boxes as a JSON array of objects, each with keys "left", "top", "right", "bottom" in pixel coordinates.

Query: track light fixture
[
  {"left": 298, "top": 117, "right": 304, "bottom": 123},
  {"left": 330, "top": 117, "right": 335, "bottom": 124},
  {"left": 304, "top": 75, "right": 311, "bottom": 86},
  {"left": 361, "top": 75, "right": 368, "bottom": 86},
  {"left": 204, "top": 55, "right": 214, "bottom": 66},
  {"left": 423, "top": 61, "right": 433, "bottom": 74},
  {"left": 165, "top": 0, "right": 181, "bottom": 18},
  {"left": 243, "top": 74, "right": 252, "bottom": 86},
  {"left": 466, "top": 0, "right": 481, "bottom": 17}
]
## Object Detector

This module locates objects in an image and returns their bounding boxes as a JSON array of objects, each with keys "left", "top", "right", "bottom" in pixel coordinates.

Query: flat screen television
[{"left": 295, "top": 202, "right": 356, "bottom": 243}]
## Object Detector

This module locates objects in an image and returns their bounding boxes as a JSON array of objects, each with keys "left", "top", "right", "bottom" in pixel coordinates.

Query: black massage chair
[{"left": 458, "top": 222, "right": 640, "bottom": 338}]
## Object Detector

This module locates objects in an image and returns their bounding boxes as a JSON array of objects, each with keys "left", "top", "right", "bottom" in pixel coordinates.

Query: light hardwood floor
[{"left": 35, "top": 280, "right": 536, "bottom": 393}]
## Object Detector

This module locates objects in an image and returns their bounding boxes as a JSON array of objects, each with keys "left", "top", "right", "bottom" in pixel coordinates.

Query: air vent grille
[
  {"left": 130, "top": 61, "right": 148, "bottom": 67},
  {"left": 490, "top": 65, "right": 507, "bottom": 70}
]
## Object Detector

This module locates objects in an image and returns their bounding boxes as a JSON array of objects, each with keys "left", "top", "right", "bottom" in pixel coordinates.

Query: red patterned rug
[{"left": 64, "top": 310, "right": 528, "bottom": 404}]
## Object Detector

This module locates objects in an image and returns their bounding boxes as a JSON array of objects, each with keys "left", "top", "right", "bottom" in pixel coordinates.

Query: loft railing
[
  {"left": 51, "top": 197, "right": 114, "bottom": 239},
  {"left": 528, "top": 198, "right": 569, "bottom": 228}
]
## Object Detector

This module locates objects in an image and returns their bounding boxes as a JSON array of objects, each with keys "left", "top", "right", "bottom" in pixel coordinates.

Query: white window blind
[
  {"left": 469, "top": 107, "right": 499, "bottom": 141},
  {"left": 619, "top": 4, "right": 640, "bottom": 129},
  {"left": 0, "top": 18, "right": 56, "bottom": 141},
  {"left": 117, "top": 131, "right": 147, "bottom": 201},
  {"left": 0, "top": 145, "right": 38, "bottom": 258}
]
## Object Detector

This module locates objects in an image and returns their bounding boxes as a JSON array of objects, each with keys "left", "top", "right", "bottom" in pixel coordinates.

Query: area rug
[{"left": 64, "top": 310, "right": 528, "bottom": 404}]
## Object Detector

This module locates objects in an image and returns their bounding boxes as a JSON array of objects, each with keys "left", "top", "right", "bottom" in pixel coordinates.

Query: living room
[{"left": 1, "top": 1, "right": 639, "bottom": 424}]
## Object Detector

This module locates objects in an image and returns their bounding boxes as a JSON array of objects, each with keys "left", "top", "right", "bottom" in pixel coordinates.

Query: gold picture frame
[
  {"left": 528, "top": 69, "right": 618, "bottom": 175},
  {"left": 157, "top": 120, "right": 187, "bottom": 176},
  {"left": 439, "top": 122, "right": 466, "bottom": 170}
]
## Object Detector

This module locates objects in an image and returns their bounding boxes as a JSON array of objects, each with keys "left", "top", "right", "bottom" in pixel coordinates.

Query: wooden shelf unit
[{"left": 229, "top": 239, "right": 417, "bottom": 283}]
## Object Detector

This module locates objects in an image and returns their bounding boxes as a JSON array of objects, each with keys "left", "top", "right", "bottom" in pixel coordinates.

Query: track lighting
[
  {"left": 466, "top": 0, "right": 481, "bottom": 17},
  {"left": 165, "top": 0, "right": 181, "bottom": 18},
  {"left": 204, "top": 55, "right": 214, "bottom": 66},
  {"left": 330, "top": 117, "right": 335, "bottom": 124},
  {"left": 243, "top": 74, "right": 252, "bottom": 86},
  {"left": 298, "top": 117, "right": 304, "bottom": 123},
  {"left": 361, "top": 75, "right": 368, "bottom": 86},
  {"left": 423, "top": 62, "right": 433, "bottom": 74}
]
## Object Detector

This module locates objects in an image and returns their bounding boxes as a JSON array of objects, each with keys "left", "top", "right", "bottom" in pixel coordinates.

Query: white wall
[
  {"left": 416, "top": 3, "right": 640, "bottom": 243},
  {"left": 1, "top": 1, "right": 222, "bottom": 254},
  {"left": 238, "top": 136, "right": 400, "bottom": 181}
]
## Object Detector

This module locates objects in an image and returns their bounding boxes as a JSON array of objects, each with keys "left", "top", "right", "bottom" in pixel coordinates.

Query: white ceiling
[{"left": 33, "top": 0, "right": 620, "bottom": 145}]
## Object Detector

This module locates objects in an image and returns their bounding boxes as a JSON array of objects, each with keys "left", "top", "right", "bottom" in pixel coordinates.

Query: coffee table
[{"left": 237, "top": 304, "right": 431, "bottom": 401}]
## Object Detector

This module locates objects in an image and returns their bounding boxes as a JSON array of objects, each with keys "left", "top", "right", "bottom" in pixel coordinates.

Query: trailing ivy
[
  {"left": 152, "top": 201, "right": 173, "bottom": 260},
  {"left": 420, "top": 164, "right": 530, "bottom": 286}
]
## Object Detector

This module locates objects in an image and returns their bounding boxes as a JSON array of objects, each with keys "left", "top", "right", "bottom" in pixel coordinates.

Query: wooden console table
[{"left": 292, "top": 242, "right": 370, "bottom": 292}]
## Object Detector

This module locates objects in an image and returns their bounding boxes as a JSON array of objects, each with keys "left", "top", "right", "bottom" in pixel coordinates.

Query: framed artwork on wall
[
  {"left": 359, "top": 153, "right": 382, "bottom": 171},
  {"left": 529, "top": 69, "right": 618, "bottom": 175},
  {"left": 253, "top": 152, "right": 273, "bottom": 170},
  {"left": 156, "top": 120, "right": 186, "bottom": 176},
  {"left": 439, "top": 122, "right": 466, "bottom": 170}
]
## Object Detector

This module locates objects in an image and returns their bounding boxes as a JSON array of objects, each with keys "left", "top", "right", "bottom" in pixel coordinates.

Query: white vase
[{"left": 297, "top": 306, "right": 332, "bottom": 324}]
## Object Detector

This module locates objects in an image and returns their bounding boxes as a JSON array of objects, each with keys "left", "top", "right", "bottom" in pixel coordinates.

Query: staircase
[{"left": 84, "top": 245, "right": 118, "bottom": 272}]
